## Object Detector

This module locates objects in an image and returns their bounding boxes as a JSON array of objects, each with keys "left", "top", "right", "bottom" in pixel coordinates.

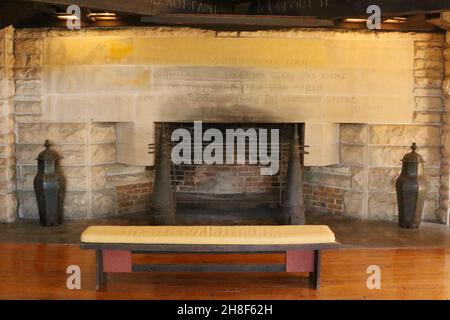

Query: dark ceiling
[{"left": 1, "top": 0, "right": 449, "bottom": 31}]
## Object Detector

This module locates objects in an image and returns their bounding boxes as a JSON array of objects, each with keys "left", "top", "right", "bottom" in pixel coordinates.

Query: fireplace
[{"left": 150, "top": 122, "right": 307, "bottom": 225}]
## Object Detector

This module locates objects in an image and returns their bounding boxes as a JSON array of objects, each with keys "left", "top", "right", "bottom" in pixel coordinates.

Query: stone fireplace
[{"left": 0, "top": 26, "right": 448, "bottom": 225}]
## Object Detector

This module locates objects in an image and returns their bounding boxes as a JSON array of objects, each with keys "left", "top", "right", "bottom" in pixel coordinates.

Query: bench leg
[
  {"left": 308, "top": 250, "right": 321, "bottom": 290},
  {"left": 96, "top": 249, "right": 106, "bottom": 291}
]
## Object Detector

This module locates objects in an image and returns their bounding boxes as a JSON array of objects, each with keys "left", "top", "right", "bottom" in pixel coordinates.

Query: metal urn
[
  {"left": 33, "top": 140, "right": 64, "bottom": 227},
  {"left": 395, "top": 143, "right": 427, "bottom": 229}
]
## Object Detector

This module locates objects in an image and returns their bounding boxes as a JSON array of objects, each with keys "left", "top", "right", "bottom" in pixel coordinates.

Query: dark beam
[
  {"left": 10, "top": 0, "right": 232, "bottom": 15},
  {"left": 426, "top": 11, "right": 450, "bottom": 30},
  {"left": 251, "top": 0, "right": 450, "bottom": 18},
  {"left": 141, "top": 13, "right": 334, "bottom": 27},
  {"left": 0, "top": 1, "right": 41, "bottom": 29}
]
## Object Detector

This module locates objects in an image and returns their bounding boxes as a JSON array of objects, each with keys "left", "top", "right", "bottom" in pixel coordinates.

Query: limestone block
[
  {"left": 0, "top": 193, "right": 17, "bottom": 222},
  {"left": 0, "top": 133, "right": 15, "bottom": 146},
  {"left": 18, "top": 123, "right": 86, "bottom": 144},
  {"left": 0, "top": 145, "right": 13, "bottom": 158},
  {"left": 414, "top": 88, "right": 443, "bottom": 97},
  {"left": 307, "top": 165, "right": 351, "bottom": 176},
  {"left": 15, "top": 80, "right": 42, "bottom": 96},
  {"left": 14, "top": 114, "right": 43, "bottom": 123},
  {"left": 91, "top": 166, "right": 107, "bottom": 189},
  {"left": 304, "top": 170, "right": 351, "bottom": 189},
  {"left": 414, "top": 41, "right": 444, "bottom": 49},
  {"left": 414, "top": 59, "right": 443, "bottom": 70},
  {"left": 444, "top": 48, "right": 450, "bottom": 59},
  {"left": 106, "top": 171, "right": 153, "bottom": 187},
  {"left": 415, "top": 97, "right": 443, "bottom": 111},
  {"left": 14, "top": 39, "right": 42, "bottom": 55},
  {"left": 368, "top": 192, "right": 397, "bottom": 221},
  {"left": 90, "top": 123, "right": 116, "bottom": 144},
  {"left": 0, "top": 165, "right": 15, "bottom": 180},
  {"left": 14, "top": 67, "right": 42, "bottom": 80},
  {"left": 14, "top": 101, "right": 42, "bottom": 115},
  {"left": 443, "top": 79, "right": 450, "bottom": 96},
  {"left": 90, "top": 144, "right": 116, "bottom": 165},
  {"left": 351, "top": 167, "right": 365, "bottom": 192},
  {"left": 18, "top": 190, "right": 38, "bottom": 219},
  {"left": 0, "top": 116, "right": 14, "bottom": 135},
  {"left": 0, "top": 180, "right": 15, "bottom": 195},
  {"left": 441, "top": 132, "right": 450, "bottom": 157},
  {"left": 63, "top": 191, "right": 90, "bottom": 219},
  {"left": 14, "top": 29, "right": 44, "bottom": 39},
  {"left": 16, "top": 144, "right": 86, "bottom": 165},
  {"left": 44, "top": 37, "right": 134, "bottom": 66},
  {"left": 0, "top": 100, "right": 14, "bottom": 115},
  {"left": 91, "top": 189, "right": 116, "bottom": 217},
  {"left": 343, "top": 191, "right": 365, "bottom": 219},
  {"left": 437, "top": 207, "right": 449, "bottom": 224},
  {"left": 425, "top": 168, "right": 442, "bottom": 194},
  {"left": 368, "top": 168, "right": 399, "bottom": 192},
  {"left": 413, "top": 111, "right": 442, "bottom": 124},
  {"left": 422, "top": 196, "right": 438, "bottom": 222},
  {"left": 415, "top": 77, "right": 443, "bottom": 88},
  {"left": 340, "top": 145, "right": 366, "bottom": 166},
  {"left": 0, "top": 156, "right": 15, "bottom": 169},
  {"left": 0, "top": 79, "right": 14, "bottom": 98},
  {"left": 104, "top": 163, "right": 152, "bottom": 187},
  {"left": 340, "top": 124, "right": 367, "bottom": 144},
  {"left": 415, "top": 48, "right": 443, "bottom": 59},
  {"left": 369, "top": 146, "right": 441, "bottom": 167},
  {"left": 414, "top": 69, "right": 443, "bottom": 78},
  {"left": 369, "top": 125, "right": 441, "bottom": 146},
  {"left": 14, "top": 54, "right": 43, "bottom": 68},
  {"left": 18, "top": 165, "right": 89, "bottom": 191}
]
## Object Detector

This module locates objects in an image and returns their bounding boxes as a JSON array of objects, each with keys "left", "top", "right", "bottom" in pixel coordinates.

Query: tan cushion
[{"left": 81, "top": 225, "right": 336, "bottom": 245}]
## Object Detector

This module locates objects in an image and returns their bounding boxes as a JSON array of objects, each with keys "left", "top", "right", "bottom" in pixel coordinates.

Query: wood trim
[
  {"left": 132, "top": 263, "right": 285, "bottom": 272},
  {"left": 80, "top": 242, "right": 340, "bottom": 252}
]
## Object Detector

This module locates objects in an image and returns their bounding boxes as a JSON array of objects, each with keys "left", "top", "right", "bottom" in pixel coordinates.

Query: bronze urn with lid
[
  {"left": 33, "top": 140, "right": 64, "bottom": 226},
  {"left": 395, "top": 143, "right": 427, "bottom": 229}
]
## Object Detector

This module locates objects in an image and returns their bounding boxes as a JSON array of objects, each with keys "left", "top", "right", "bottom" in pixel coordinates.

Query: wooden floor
[{"left": 1, "top": 243, "right": 449, "bottom": 299}]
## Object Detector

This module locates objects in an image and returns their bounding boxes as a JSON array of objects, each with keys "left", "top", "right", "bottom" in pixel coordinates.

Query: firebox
[{"left": 150, "top": 122, "right": 307, "bottom": 226}]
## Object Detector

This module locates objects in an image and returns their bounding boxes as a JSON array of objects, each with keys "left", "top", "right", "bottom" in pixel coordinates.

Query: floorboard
[{"left": 0, "top": 243, "right": 449, "bottom": 299}]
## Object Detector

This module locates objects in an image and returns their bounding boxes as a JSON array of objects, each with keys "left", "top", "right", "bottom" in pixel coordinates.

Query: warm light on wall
[
  {"left": 344, "top": 17, "right": 407, "bottom": 24},
  {"left": 88, "top": 12, "right": 118, "bottom": 21},
  {"left": 343, "top": 18, "right": 367, "bottom": 23},
  {"left": 55, "top": 14, "right": 80, "bottom": 20},
  {"left": 384, "top": 17, "right": 407, "bottom": 24}
]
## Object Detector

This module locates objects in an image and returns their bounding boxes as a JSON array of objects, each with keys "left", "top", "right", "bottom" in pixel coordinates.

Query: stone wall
[
  {"left": 0, "top": 27, "right": 16, "bottom": 222},
  {"left": 13, "top": 29, "right": 152, "bottom": 219},
  {"left": 305, "top": 33, "right": 445, "bottom": 222},
  {"left": 440, "top": 32, "right": 450, "bottom": 225},
  {"left": 8, "top": 27, "right": 448, "bottom": 223}
]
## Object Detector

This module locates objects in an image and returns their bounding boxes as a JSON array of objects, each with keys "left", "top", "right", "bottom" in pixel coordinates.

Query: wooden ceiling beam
[
  {"left": 141, "top": 13, "right": 334, "bottom": 27},
  {"left": 251, "top": 0, "right": 450, "bottom": 18},
  {"left": 9, "top": 0, "right": 233, "bottom": 15},
  {"left": 426, "top": 11, "right": 450, "bottom": 30},
  {"left": 0, "top": 1, "right": 42, "bottom": 29}
]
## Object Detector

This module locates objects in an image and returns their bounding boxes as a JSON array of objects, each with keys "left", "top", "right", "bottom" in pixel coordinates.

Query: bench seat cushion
[{"left": 81, "top": 225, "right": 336, "bottom": 245}]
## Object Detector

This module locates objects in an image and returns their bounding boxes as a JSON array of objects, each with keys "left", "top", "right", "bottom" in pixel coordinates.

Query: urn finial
[{"left": 411, "top": 142, "right": 417, "bottom": 152}]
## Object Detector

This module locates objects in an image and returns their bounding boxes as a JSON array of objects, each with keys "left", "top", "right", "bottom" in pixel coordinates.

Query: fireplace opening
[{"left": 152, "top": 122, "right": 305, "bottom": 225}]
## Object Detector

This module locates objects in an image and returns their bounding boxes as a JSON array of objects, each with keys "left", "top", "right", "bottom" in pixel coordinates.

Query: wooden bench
[{"left": 80, "top": 225, "right": 339, "bottom": 291}]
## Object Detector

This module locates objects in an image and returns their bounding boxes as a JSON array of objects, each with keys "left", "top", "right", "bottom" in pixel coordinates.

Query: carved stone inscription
[{"left": 43, "top": 34, "right": 415, "bottom": 166}]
